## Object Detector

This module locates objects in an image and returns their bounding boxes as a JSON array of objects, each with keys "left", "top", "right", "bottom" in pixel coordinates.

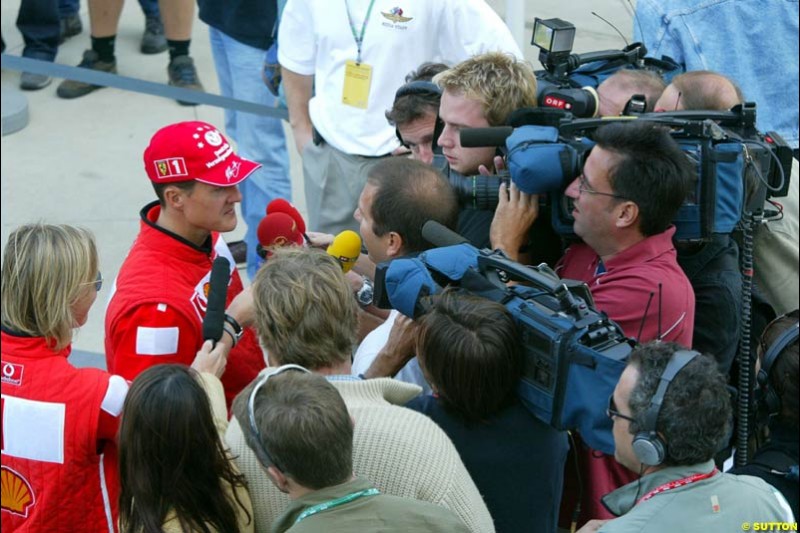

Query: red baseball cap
[{"left": 143, "top": 121, "right": 261, "bottom": 186}]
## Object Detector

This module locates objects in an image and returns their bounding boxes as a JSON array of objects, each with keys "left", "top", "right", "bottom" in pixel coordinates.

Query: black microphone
[
  {"left": 203, "top": 256, "right": 231, "bottom": 345},
  {"left": 421, "top": 221, "right": 469, "bottom": 247},
  {"left": 459, "top": 126, "right": 514, "bottom": 148}
]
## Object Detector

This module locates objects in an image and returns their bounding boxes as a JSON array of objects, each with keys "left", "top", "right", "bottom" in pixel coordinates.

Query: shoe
[
  {"left": 56, "top": 50, "right": 117, "bottom": 99},
  {"left": 59, "top": 13, "right": 83, "bottom": 44},
  {"left": 228, "top": 240, "right": 248, "bottom": 265},
  {"left": 20, "top": 71, "right": 52, "bottom": 90},
  {"left": 167, "top": 55, "right": 204, "bottom": 106},
  {"left": 140, "top": 16, "right": 167, "bottom": 54}
]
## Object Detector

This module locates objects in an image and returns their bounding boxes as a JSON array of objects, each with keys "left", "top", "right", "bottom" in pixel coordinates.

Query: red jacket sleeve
[{"left": 106, "top": 303, "right": 201, "bottom": 382}]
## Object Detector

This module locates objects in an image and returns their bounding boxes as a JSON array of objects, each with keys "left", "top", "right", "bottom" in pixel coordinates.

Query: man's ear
[
  {"left": 385, "top": 232, "right": 404, "bottom": 258},
  {"left": 615, "top": 201, "right": 639, "bottom": 230},
  {"left": 163, "top": 185, "right": 187, "bottom": 211},
  {"left": 266, "top": 465, "right": 290, "bottom": 494}
]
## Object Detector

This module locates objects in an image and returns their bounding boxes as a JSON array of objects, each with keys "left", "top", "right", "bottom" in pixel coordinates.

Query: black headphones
[
  {"left": 392, "top": 81, "right": 442, "bottom": 146},
  {"left": 632, "top": 349, "right": 700, "bottom": 466},
  {"left": 757, "top": 314, "right": 800, "bottom": 418}
]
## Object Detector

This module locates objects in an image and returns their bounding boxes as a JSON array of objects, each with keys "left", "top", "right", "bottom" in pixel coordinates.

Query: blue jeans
[
  {"left": 18, "top": 0, "right": 59, "bottom": 61},
  {"left": 209, "top": 27, "right": 291, "bottom": 280},
  {"left": 58, "top": 0, "right": 159, "bottom": 18}
]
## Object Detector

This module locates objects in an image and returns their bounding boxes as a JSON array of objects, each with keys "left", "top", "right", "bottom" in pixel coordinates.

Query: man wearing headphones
[
  {"left": 385, "top": 62, "right": 448, "bottom": 166},
  {"left": 731, "top": 311, "right": 799, "bottom": 518},
  {"left": 578, "top": 342, "right": 793, "bottom": 532}
]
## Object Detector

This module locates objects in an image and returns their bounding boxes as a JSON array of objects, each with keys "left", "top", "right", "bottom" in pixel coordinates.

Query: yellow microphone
[{"left": 326, "top": 230, "right": 362, "bottom": 273}]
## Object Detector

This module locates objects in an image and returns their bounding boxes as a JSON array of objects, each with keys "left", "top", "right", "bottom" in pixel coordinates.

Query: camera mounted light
[{"left": 532, "top": 18, "right": 576, "bottom": 74}]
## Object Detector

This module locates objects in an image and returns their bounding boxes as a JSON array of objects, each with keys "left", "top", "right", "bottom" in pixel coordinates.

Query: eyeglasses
[
  {"left": 577, "top": 174, "right": 628, "bottom": 200},
  {"left": 607, "top": 394, "right": 636, "bottom": 423},
  {"left": 247, "top": 364, "right": 311, "bottom": 471},
  {"left": 83, "top": 272, "right": 103, "bottom": 292}
]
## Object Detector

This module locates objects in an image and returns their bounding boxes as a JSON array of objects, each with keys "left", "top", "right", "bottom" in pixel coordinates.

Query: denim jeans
[
  {"left": 635, "top": 0, "right": 799, "bottom": 149},
  {"left": 209, "top": 27, "right": 291, "bottom": 280},
  {"left": 17, "top": 0, "right": 59, "bottom": 61},
  {"left": 58, "top": 0, "right": 159, "bottom": 18}
]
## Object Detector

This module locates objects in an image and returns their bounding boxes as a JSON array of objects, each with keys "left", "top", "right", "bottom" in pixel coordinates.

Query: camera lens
[{"left": 448, "top": 170, "right": 510, "bottom": 211}]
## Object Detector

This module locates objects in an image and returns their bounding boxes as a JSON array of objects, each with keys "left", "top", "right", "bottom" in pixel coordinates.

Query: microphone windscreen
[
  {"left": 266, "top": 198, "right": 306, "bottom": 234},
  {"left": 203, "top": 256, "right": 231, "bottom": 343},
  {"left": 459, "top": 126, "right": 513, "bottom": 148},
  {"left": 257, "top": 212, "right": 304, "bottom": 248},
  {"left": 421, "top": 221, "right": 468, "bottom": 247},
  {"left": 327, "top": 230, "right": 362, "bottom": 273}
]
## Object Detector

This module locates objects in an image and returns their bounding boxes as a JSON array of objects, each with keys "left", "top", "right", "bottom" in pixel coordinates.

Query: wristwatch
[
  {"left": 224, "top": 314, "right": 244, "bottom": 345},
  {"left": 356, "top": 277, "right": 374, "bottom": 307}
]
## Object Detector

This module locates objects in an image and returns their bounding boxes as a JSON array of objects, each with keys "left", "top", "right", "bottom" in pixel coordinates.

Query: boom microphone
[
  {"left": 326, "top": 230, "right": 362, "bottom": 273},
  {"left": 459, "top": 126, "right": 514, "bottom": 148},
  {"left": 421, "top": 220, "right": 469, "bottom": 248},
  {"left": 203, "top": 256, "right": 231, "bottom": 344}
]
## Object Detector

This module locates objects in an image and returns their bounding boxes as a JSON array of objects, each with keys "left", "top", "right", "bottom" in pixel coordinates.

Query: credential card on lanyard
[{"left": 342, "top": 60, "right": 372, "bottom": 109}]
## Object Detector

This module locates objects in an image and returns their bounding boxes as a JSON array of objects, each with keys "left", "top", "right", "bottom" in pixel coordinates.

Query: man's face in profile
[
  {"left": 436, "top": 89, "right": 496, "bottom": 176},
  {"left": 398, "top": 111, "right": 438, "bottom": 165}
]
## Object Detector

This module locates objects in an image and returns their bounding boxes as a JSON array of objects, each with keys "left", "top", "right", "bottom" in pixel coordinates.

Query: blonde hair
[
  {"left": 252, "top": 247, "right": 357, "bottom": 369},
  {"left": 434, "top": 52, "right": 538, "bottom": 126},
  {"left": 1, "top": 223, "right": 98, "bottom": 350}
]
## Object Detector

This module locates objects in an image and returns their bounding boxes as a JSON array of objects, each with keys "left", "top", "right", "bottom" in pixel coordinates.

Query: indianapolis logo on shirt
[
  {"left": 381, "top": 6, "right": 412, "bottom": 24},
  {"left": 1, "top": 466, "right": 36, "bottom": 518}
]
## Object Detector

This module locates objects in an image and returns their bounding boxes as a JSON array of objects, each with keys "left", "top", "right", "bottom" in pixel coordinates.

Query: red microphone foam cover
[
  {"left": 257, "top": 212, "right": 304, "bottom": 248},
  {"left": 266, "top": 198, "right": 306, "bottom": 234}
]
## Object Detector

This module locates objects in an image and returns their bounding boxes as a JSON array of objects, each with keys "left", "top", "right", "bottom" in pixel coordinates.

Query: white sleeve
[
  {"left": 351, "top": 312, "right": 398, "bottom": 376},
  {"left": 437, "top": 0, "right": 523, "bottom": 62},
  {"left": 277, "top": 0, "right": 317, "bottom": 75}
]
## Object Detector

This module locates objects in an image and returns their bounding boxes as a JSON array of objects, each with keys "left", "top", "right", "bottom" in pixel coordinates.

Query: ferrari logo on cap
[{"left": 153, "top": 158, "right": 188, "bottom": 179}]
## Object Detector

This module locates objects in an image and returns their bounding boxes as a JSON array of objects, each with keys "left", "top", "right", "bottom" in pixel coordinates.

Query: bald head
[
  {"left": 655, "top": 71, "right": 743, "bottom": 112},
  {"left": 597, "top": 69, "right": 666, "bottom": 116}
]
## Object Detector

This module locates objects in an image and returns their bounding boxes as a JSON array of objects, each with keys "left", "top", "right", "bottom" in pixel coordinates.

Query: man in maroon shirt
[{"left": 494, "top": 120, "right": 696, "bottom": 527}]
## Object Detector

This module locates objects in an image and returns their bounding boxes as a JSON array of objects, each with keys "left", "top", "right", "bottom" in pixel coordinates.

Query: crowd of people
[{"left": 2, "top": 0, "right": 799, "bottom": 532}]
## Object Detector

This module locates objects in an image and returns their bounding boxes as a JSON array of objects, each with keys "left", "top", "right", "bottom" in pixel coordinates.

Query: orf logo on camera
[{"left": 1, "top": 363, "right": 24, "bottom": 387}]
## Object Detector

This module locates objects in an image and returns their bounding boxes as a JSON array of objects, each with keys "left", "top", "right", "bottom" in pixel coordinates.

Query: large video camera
[
  {"left": 372, "top": 221, "right": 633, "bottom": 453},
  {"left": 452, "top": 106, "right": 792, "bottom": 242},
  {"left": 531, "top": 17, "right": 680, "bottom": 117}
]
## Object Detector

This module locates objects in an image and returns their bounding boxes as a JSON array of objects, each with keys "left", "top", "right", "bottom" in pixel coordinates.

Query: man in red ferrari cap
[{"left": 105, "top": 121, "right": 264, "bottom": 407}]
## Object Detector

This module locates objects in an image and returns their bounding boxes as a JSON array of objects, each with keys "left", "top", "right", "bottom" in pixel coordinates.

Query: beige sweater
[{"left": 225, "top": 377, "right": 495, "bottom": 533}]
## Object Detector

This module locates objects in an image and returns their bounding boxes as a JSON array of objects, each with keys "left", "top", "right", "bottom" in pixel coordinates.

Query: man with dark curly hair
[{"left": 578, "top": 342, "right": 794, "bottom": 532}]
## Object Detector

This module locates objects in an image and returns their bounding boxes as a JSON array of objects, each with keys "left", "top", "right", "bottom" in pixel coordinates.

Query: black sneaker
[
  {"left": 167, "top": 55, "right": 204, "bottom": 106},
  {"left": 140, "top": 16, "right": 167, "bottom": 54},
  {"left": 56, "top": 50, "right": 117, "bottom": 99},
  {"left": 59, "top": 13, "right": 82, "bottom": 44}
]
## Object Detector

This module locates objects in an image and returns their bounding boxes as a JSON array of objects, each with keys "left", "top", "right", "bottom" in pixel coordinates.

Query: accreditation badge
[{"left": 342, "top": 60, "right": 373, "bottom": 109}]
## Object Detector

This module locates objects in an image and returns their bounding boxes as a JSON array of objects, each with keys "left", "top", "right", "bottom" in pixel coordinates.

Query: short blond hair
[
  {"left": 1, "top": 223, "right": 98, "bottom": 350},
  {"left": 252, "top": 247, "right": 357, "bottom": 369},
  {"left": 434, "top": 52, "right": 537, "bottom": 126}
]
